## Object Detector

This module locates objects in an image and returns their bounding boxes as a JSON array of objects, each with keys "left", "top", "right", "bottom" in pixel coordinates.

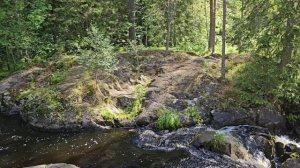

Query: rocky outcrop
[
  {"left": 211, "top": 108, "right": 286, "bottom": 133},
  {"left": 25, "top": 163, "right": 79, "bottom": 168}
]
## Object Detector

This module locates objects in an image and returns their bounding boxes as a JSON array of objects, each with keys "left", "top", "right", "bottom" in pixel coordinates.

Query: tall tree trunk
[
  {"left": 204, "top": 0, "right": 209, "bottom": 40},
  {"left": 128, "top": 0, "right": 136, "bottom": 41},
  {"left": 221, "top": 0, "right": 226, "bottom": 79},
  {"left": 280, "top": 6, "right": 294, "bottom": 70},
  {"left": 209, "top": 0, "right": 216, "bottom": 54},
  {"left": 166, "top": 0, "right": 172, "bottom": 51}
]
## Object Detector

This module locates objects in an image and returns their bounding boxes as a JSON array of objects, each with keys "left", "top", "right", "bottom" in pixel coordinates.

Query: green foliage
[
  {"left": 49, "top": 70, "right": 67, "bottom": 84},
  {"left": 22, "top": 88, "right": 62, "bottom": 119},
  {"left": 52, "top": 56, "right": 78, "bottom": 71},
  {"left": 276, "top": 64, "right": 300, "bottom": 107},
  {"left": 224, "top": 59, "right": 279, "bottom": 108},
  {"left": 185, "top": 106, "right": 203, "bottom": 124},
  {"left": 156, "top": 108, "right": 182, "bottom": 130},
  {"left": 211, "top": 132, "right": 226, "bottom": 150},
  {"left": 287, "top": 114, "right": 300, "bottom": 124},
  {"left": 100, "top": 106, "right": 116, "bottom": 122},
  {"left": 124, "top": 84, "right": 147, "bottom": 118},
  {"left": 78, "top": 26, "right": 117, "bottom": 73}
]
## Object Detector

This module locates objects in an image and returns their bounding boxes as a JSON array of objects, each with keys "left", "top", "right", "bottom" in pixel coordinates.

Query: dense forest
[{"left": 0, "top": 0, "right": 300, "bottom": 168}]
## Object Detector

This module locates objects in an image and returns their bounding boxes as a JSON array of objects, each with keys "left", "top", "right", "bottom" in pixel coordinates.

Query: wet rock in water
[
  {"left": 253, "top": 133, "right": 275, "bottom": 159},
  {"left": 285, "top": 143, "right": 300, "bottom": 153},
  {"left": 136, "top": 125, "right": 272, "bottom": 168},
  {"left": 275, "top": 141, "right": 285, "bottom": 157},
  {"left": 25, "top": 163, "right": 79, "bottom": 168},
  {"left": 168, "top": 149, "right": 255, "bottom": 168},
  {"left": 282, "top": 158, "right": 300, "bottom": 168}
]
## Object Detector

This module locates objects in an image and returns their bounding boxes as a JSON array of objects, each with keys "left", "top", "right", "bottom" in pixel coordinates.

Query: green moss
[{"left": 156, "top": 108, "right": 182, "bottom": 130}]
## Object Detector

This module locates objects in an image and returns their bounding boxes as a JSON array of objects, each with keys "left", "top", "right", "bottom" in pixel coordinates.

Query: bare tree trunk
[
  {"left": 128, "top": 0, "right": 136, "bottom": 41},
  {"left": 221, "top": 0, "right": 226, "bottom": 80},
  {"left": 209, "top": 0, "right": 216, "bottom": 54}
]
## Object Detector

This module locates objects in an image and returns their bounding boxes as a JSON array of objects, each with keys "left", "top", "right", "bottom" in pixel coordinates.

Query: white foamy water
[{"left": 275, "top": 135, "right": 300, "bottom": 148}]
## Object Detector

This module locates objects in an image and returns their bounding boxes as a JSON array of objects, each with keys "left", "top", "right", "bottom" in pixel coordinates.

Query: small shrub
[
  {"left": 78, "top": 26, "right": 117, "bottom": 73},
  {"left": 211, "top": 132, "right": 226, "bottom": 150},
  {"left": 49, "top": 70, "right": 67, "bottom": 84},
  {"left": 185, "top": 106, "right": 203, "bottom": 124},
  {"left": 156, "top": 108, "right": 182, "bottom": 130},
  {"left": 224, "top": 59, "right": 279, "bottom": 108}
]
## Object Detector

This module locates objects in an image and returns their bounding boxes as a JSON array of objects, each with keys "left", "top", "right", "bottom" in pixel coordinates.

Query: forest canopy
[{"left": 0, "top": 0, "right": 299, "bottom": 114}]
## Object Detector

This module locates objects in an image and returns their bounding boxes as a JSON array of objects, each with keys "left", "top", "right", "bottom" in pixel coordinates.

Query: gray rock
[
  {"left": 211, "top": 109, "right": 254, "bottom": 128},
  {"left": 275, "top": 142, "right": 285, "bottom": 157},
  {"left": 136, "top": 102, "right": 164, "bottom": 126},
  {"left": 116, "top": 95, "right": 135, "bottom": 108},
  {"left": 256, "top": 108, "right": 286, "bottom": 132},
  {"left": 283, "top": 158, "right": 300, "bottom": 168},
  {"left": 25, "top": 163, "right": 79, "bottom": 168},
  {"left": 285, "top": 143, "right": 300, "bottom": 153}
]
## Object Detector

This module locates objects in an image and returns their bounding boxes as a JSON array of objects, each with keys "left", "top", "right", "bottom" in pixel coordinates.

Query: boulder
[
  {"left": 211, "top": 108, "right": 286, "bottom": 133},
  {"left": 255, "top": 108, "right": 286, "bottom": 132},
  {"left": 116, "top": 95, "right": 135, "bottom": 108},
  {"left": 283, "top": 158, "right": 300, "bottom": 168},
  {"left": 253, "top": 133, "right": 275, "bottom": 159},
  {"left": 275, "top": 142, "right": 285, "bottom": 157},
  {"left": 25, "top": 163, "right": 79, "bottom": 168},
  {"left": 191, "top": 131, "right": 215, "bottom": 148},
  {"left": 136, "top": 102, "right": 164, "bottom": 126},
  {"left": 211, "top": 109, "right": 255, "bottom": 128},
  {"left": 285, "top": 143, "right": 300, "bottom": 153}
]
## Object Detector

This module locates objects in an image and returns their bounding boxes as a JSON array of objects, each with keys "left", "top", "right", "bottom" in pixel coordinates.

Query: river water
[{"left": 0, "top": 115, "right": 186, "bottom": 168}]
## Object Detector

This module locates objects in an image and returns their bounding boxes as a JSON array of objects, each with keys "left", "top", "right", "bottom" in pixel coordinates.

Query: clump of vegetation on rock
[
  {"left": 211, "top": 132, "right": 226, "bottom": 151},
  {"left": 185, "top": 106, "right": 203, "bottom": 124},
  {"left": 156, "top": 108, "right": 182, "bottom": 130},
  {"left": 124, "top": 84, "right": 147, "bottom": 118},
  {"left": 21, "top": 88, "right": 62, "bottom": 120}
]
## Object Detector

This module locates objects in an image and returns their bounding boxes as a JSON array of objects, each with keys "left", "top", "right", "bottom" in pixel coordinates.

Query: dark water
[{"left": 0, "top": 115, "right": 186, "bottom": 168}]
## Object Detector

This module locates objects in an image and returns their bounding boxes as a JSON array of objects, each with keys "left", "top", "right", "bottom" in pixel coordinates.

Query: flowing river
[
  {"left": 0, "top": 115, "right": 186, "bottom": 168},
  {"left": 2, "top": 115, "right": 300, "bottom": 168}
]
